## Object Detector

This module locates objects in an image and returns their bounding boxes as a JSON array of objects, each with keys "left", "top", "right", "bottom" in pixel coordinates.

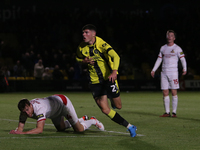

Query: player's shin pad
[{"left": 108, "top": 109, "right": 128, "bottom": 127}]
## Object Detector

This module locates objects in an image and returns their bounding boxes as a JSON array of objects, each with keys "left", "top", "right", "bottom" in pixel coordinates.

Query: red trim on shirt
[
  {"left": 180, "top": 56, "right": 185, "bottom": 58},
  {"left": 54, "top": 94, "right": 67, "bottom": 105},
  {"left": 37, "top": 119, "right": 46, "bottom": 122}
]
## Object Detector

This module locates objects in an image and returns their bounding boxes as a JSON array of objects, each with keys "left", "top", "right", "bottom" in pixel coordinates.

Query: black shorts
[{"left": 89, "top": 80, "right": 120, "bottom": 99}]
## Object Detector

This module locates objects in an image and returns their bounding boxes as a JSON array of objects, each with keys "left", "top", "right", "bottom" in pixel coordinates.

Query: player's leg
[
  {"left": 170, "top": 72, "right": 179, "bottom": 117},
  {"left": 73, "top": 117, "right": 104, "bottom": 132},
  {"left": 90, "top": 82, "right": 137, "bottom": 137},
  {"left": 52, "top": 95, "right": 93, "bottom": 131},
  {"left": 105, "top": 80, "right": 133, "bottom": 129},
  {"left": 161, "top": 89, "right": 170, "bottom": 116},
  {"left": 90, "top": 83, "right": 111, "bottom": 114},
  {"left": 64, "top": 97, "right": 104, "bottom": 132},
  {"left": 63, "top": 116, "right": 87, "bottom": 130},
  {"left": 51, "top": 116, "right": 69, "bottom": 131},
  {"left": 71, "top": 120, "right": 85, "bottom": 132},
  {"left": 64, "top": 116, "right": 104, "bottom": 132},
  {"left": 110, "top": 97, "right": 122, "bottom": 109},
  {"left": 62, "top": 98, "right": 85, "bottom": 132},
  {"left": 52, "top": 115, "right": 91, "bottom": 131},
  {"left": 160, "top": 72, "right": 171, "bottom": 117},
  {"left": 95, "top": 95, "right": 111, "bottom": 114},
  {"left": 78, "top": 115, "right": 88, "bottom": 123},
  {"left": 95, "top": 95, "right": 137, "bottom": 137},
  {"left": 171, "top": 89, "right": 178, "bottom": 117},
  {"left": 109, "top": 80, "right": 122, "bottom": 109}
]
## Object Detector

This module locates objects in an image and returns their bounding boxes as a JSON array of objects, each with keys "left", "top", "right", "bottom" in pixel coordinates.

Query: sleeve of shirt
[
  {"left": 177, "top": 47, "right": 187, "bottom": 72},
  {"left": 33, "top": 102, "right": 47, "bottom": 122},
  {"left": 177, "top": 47, "right": 185, "bottom": 58},
  {"left": 76, "top": 47, "right": 84, "bottom": 62},
  {"left": 152, "top": 57, "right": 162, "bottom": 72},
  {"left": 19, "top": 112, "right": 27, "bottom": 123},
  {"left": 180, "top": 57, "right": 187, "bottom": 72},
  {"left": 152, "top": 50, "right": 162, "bottom": 72},
  {"left": 108, "top": 49, "right": 120, "bottom": 70},
  {"left": 36, "top": 113, "right": 46, "bottom": 122}
]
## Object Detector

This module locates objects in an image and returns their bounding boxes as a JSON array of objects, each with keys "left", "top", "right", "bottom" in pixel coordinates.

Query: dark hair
[
  {"left": 82, "top": 24, "right": 97, "bottom": 32},
  {"left": 18, "top": 99, "right": 30, "bottom": 111},
  {"left": 166, "top": 30, "right": 176, "bottom": 38}
]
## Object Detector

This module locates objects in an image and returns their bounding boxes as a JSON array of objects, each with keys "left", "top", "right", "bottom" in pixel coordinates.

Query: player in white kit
[
  {"left": 9, "top": 94, "right": 104, "bottom": 134},
  {"left": 151, "top": 30, "right": 187, "bottom": 117}
]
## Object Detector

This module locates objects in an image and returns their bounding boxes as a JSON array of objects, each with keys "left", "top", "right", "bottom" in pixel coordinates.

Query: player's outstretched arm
[
  {"left": 9, "top": 121, "right": 25, "bottom": 134},
  {"left": 10, "top": 120, "right": 45, "bottom": 134}
]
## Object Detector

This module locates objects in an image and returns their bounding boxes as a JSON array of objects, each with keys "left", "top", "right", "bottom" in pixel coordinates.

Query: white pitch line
[
  {"left": 0, "top": 135, "right": 115, "bottom": 139},
  {"left": 1, "top": 118, "right": 145, "bottom": 137},
  {"left": 88, "top": 128, "right": 145, "bottom": 136}
]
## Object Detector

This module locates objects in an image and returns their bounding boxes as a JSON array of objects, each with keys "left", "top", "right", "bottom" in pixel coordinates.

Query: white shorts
[
  {"left": 161, "top": 72, "right": 179, "bottom": 90},
  {"left": 51, "top": 95, "right": 79, "bottom": 127}
]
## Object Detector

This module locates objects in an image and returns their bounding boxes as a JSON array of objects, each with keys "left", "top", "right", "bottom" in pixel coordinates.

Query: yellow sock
[
  {"left": 107, "top": 109, "right": 116, "bottom": 119},
  {"left": 107, "top": 109, "right": 129, "bottom": 127}
]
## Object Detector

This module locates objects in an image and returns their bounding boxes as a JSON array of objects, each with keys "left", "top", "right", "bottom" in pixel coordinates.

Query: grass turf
[{"left": 0, "top": 91, "right": 199, "bottom": 150}]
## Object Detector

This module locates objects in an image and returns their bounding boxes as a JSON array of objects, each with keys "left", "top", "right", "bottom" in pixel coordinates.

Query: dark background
[{"left": 0, "top": 0, "right": 200, "bottom": 81}]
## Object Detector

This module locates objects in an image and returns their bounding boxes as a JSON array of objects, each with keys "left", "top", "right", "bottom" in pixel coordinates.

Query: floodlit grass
[{"left": 0, "top": 91, "right": 200, "bottom": 150}]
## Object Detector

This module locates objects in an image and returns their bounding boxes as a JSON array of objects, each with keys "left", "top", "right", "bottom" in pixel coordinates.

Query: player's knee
[
  {"left": 75, "top": 129, "right": 84, "bottom": 132},
  {"left": 115, "top": 102, "right": 122, "bottom": 109},
  {"left": 162, "top": 90, "right": 169, "bottom": 96},
  {"left": 73, "top": 122, "right": 85, "bottom": 132},
  {"left": 101, "top": 108, "right": 110, "bottom": 115},
  {"left": 55, "top": 125, "right": 65, "bottom": 132},
  {"left": 116, "top": 105, "right": 122, "bottom": 109},
  {"left": 74, "top": 127, "right": 84, "bottom": 132},
  {"left": 171, "top": 90, "right": 177, "bottom": 96}
]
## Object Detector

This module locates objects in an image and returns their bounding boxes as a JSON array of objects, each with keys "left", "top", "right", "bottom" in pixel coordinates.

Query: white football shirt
[
  {"left": 20, "top": 95, "right": 68, "bottom": 123},
  {"left": 158, "top": 43, "right": 185, "bottom": 73}
]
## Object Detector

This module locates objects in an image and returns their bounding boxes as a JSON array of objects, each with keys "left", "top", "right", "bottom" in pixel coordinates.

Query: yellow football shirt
[{"left": 76, "top": 36, "right": 120, "bottom": 84}]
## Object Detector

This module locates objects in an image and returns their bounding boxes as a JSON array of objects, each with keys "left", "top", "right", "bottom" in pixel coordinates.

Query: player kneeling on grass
[{"left": 9, "top": 94, "right": 104, "bottom": 134}]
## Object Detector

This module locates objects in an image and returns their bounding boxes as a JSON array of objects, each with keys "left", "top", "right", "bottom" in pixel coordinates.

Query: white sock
[
  {"left": 127, "top": 123, "right": 132, "bottom": 129},
  {"left": 65, "top": 117, "right": 85, "bottom": 129},
  {"left": 163, "top": 96, "right": 170, "bottom": 113},
  {"left": 64, "top": 120, "right": 72, "bottom": 129},
  {"left": 80, "top": 119, "right": 96, "bottom": 130},
  {"left": 172, "top": 95, "right": 178, "bottom": 114},
  {"left": 78, "top": 117, "right": 84, "bottom": 123}
]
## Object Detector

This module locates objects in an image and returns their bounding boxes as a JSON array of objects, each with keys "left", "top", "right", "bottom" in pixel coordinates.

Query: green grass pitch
[{"left": 0, "top": 91, "right": 199, "bottom": 150}]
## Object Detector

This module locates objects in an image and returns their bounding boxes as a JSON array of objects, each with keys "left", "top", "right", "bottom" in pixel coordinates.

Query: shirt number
[
  {"left": 173, "top": 79, "right": 178, "bottom": 85},
  {"left": 111, "top": 83, "right": 118, "bottom": 93}
]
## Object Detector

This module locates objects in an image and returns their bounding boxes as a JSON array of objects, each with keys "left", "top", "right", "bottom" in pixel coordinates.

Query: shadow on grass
[
  {"left": 174, "top": 117, "right": 200, "bottom": 122},
  {"left": 4, "top": 128, "right": 163, "bottom": 150},
  {"left": 117, "top": 138, "right": 162, "bottom": 150},
  {"left": 123, "top": 111, "right": 200, "bottom": 122},
  {"left": 123, "top": 110, "right": 159, "bottom": 117}
]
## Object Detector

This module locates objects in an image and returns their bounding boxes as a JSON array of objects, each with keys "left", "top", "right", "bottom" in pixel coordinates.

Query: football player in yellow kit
[{"left": 76, "top": 24, "right": 137, "bottom": 137}]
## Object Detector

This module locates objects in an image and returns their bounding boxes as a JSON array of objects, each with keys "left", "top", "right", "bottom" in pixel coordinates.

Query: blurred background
[{"left": 0, "top": 0, "right": 199, "bottom": 92}]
